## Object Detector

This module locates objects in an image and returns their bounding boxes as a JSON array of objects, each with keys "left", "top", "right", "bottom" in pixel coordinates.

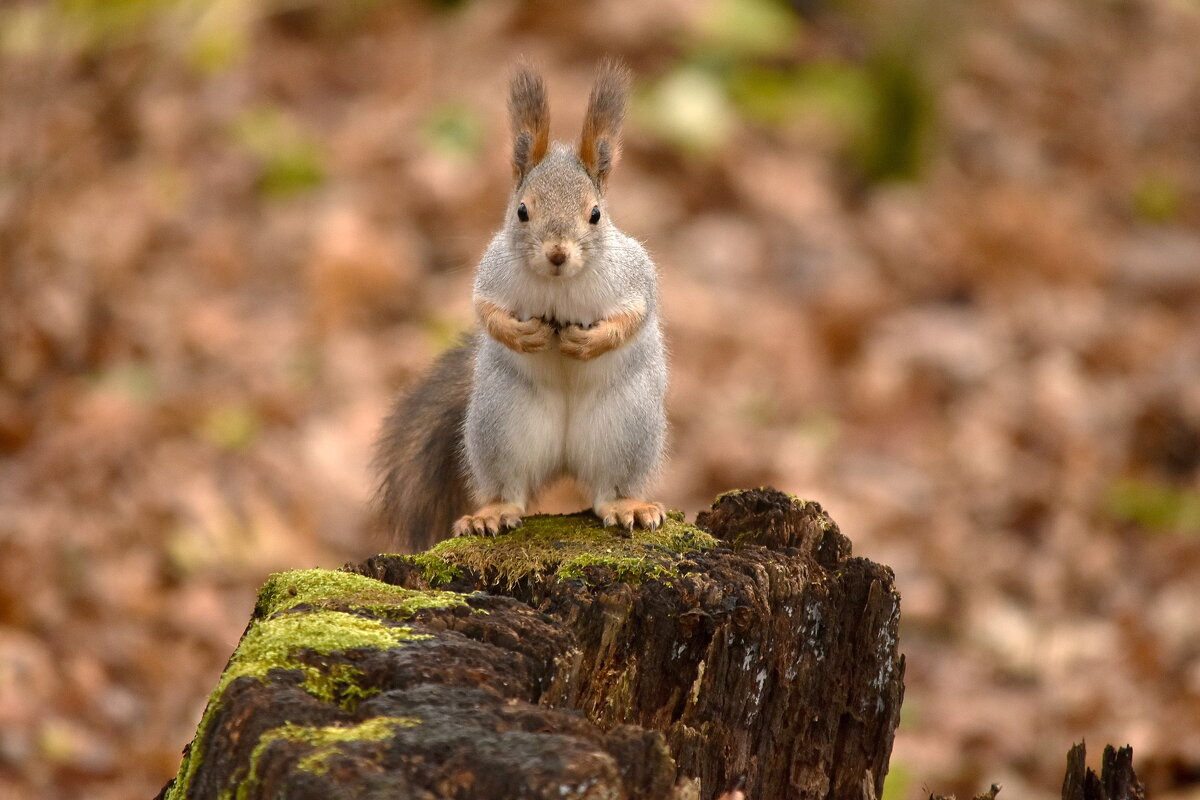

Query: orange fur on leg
[{"left": 476, "top": 297, "right": 555, "bottom": 353}]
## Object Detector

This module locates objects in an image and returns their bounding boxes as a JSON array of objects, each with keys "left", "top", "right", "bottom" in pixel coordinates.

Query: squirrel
[{"left": 372, "top": 60, "right": 668, "bottom": 553}]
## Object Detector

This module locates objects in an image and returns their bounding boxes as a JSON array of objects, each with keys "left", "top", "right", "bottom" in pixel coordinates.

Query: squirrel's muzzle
[{"left": 545, "top": 244, "right": 568, "bottom": 268}]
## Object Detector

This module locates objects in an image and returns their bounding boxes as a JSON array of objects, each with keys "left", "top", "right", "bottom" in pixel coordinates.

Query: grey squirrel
[{"left": 373, "top": 60, "right": 668, "bottom": 552}]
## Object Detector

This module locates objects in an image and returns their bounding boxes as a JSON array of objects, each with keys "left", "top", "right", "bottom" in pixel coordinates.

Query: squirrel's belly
[{"left": 524, "top": 344, "right": 632, "bottom": 388}]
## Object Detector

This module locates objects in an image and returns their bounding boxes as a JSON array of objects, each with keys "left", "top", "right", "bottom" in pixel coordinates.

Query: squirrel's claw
[
  {"left": 635, "top": 503, "right": 665, "bottom": 530},
  {"left": 453, "top": 502, "right": 524, "bottom": 538},
  {"left": 595, "top": 499, "right": 666, "bottom": 532}
]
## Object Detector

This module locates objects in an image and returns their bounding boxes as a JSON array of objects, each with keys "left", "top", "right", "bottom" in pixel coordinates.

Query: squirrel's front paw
[
  {"left": 503, "top": 316, "right": 555, "bottom": 354},
  {"left": 559, "top": 322, "right": 614, "bottom": 361},
  {"left": 452, "top": 503, "right": 524, "bottom": 537}
]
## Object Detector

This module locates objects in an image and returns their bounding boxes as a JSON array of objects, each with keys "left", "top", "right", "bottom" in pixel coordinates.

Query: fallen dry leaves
[{"left": 2, "top": 1, "right": 1199, "bottom": 798}]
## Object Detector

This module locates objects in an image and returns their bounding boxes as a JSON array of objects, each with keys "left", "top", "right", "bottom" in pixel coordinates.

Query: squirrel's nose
[{"left": 545, "top": 246, "right": 567, "bottom": 267}]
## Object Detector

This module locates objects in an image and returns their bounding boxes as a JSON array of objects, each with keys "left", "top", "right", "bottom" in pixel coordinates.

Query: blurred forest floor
[{"left": 3, "top": 0, "right": 1200, "bottom": 798}]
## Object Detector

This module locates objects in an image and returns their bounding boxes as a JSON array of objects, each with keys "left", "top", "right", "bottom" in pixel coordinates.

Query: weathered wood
[
  {"left": 157, "top": 489, "right": 905, "bottom": 800},
  {"left": 1063, "top": 742, "right": 1145, "bottom": 800},
  {"left": 929, "top": 741, "right": 1144, "bottom": 800}
]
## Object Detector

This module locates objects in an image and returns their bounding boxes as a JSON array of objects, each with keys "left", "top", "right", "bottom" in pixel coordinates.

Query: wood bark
[{"left": 157, "top": 488, "right": 905, "bottom": 799}]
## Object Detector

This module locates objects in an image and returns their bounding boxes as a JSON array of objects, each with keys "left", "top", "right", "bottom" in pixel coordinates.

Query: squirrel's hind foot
[
  {"left": 595, "top": 499, "right": 666, "bottom": 531},
  {"left": 452, "top": 502, "right": 524, "bottom": 537}
]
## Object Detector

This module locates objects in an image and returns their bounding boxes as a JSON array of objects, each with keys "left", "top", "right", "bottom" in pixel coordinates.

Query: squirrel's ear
[
  {"left": 579, "top": 59, "right": 630, "bottom": 191},
  {"left": 509, "top": 65, "right": 550, "bottom": 182}
]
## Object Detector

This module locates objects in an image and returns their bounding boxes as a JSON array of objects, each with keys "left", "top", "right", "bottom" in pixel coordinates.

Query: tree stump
[{"left": 157, "top": 488, "right": 905, "bottom": 800}]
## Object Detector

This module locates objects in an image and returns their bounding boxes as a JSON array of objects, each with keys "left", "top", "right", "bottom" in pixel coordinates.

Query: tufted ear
[
  {"left": 508, "top": 65, "right": 550, "bottom": 182},
  {"left": 578, "top": 59, "right": 630, "bottom": 192}
]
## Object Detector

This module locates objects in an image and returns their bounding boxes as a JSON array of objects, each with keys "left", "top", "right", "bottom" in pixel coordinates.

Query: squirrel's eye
[
  {"left": 589, "top": 206, "right": 601, "bottom": 225},
  {"left": 517, "top": 203, "right": 529, "bottom": 222}
]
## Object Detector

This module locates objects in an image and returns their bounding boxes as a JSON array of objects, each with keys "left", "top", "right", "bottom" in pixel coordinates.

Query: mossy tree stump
[{"left": 157, "top": 489, "right": 904, "bottom": 800}]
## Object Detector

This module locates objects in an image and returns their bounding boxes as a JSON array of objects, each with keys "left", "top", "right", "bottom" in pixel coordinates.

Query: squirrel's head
[{"left": 504, "top": 60, "right": 630, "bottom": 279}]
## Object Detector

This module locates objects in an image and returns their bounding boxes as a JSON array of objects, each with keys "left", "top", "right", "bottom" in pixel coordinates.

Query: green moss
[
  {"left": 168, "top": 572, "right": 466, "bottom": 800},
  {"left": 255, "top": 568, "right": 468, "bottom": 619},
  {"left": 295, "top": 661, "right": 370, "bottom": 707},
  {"left": 427, "top": 512, "right": 716, "bottom": 588},
  {"left": 712, "top": 487, "right": 748, "bottom": 503},
  {"left": 218, "top": 608, "right": 427, "bottom": 716},
  {"left": 408, "top": 553, "right": 464, "bottom": 587},
  {"left": 557, "top": 553, "right": 678, "bottom": 586},
  {"left": 237, "top": 717, "right": 419, "bottom": 798}
]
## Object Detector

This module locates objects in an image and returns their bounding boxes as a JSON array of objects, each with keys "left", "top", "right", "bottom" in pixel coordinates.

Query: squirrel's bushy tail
[{"left": 372, "top": 336, "right": 476, "bottom": 553}]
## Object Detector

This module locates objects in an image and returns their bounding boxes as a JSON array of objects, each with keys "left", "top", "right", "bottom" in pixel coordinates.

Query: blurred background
[{"left": 2, "top": 0, "right": 1200, "bottom": 797}]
